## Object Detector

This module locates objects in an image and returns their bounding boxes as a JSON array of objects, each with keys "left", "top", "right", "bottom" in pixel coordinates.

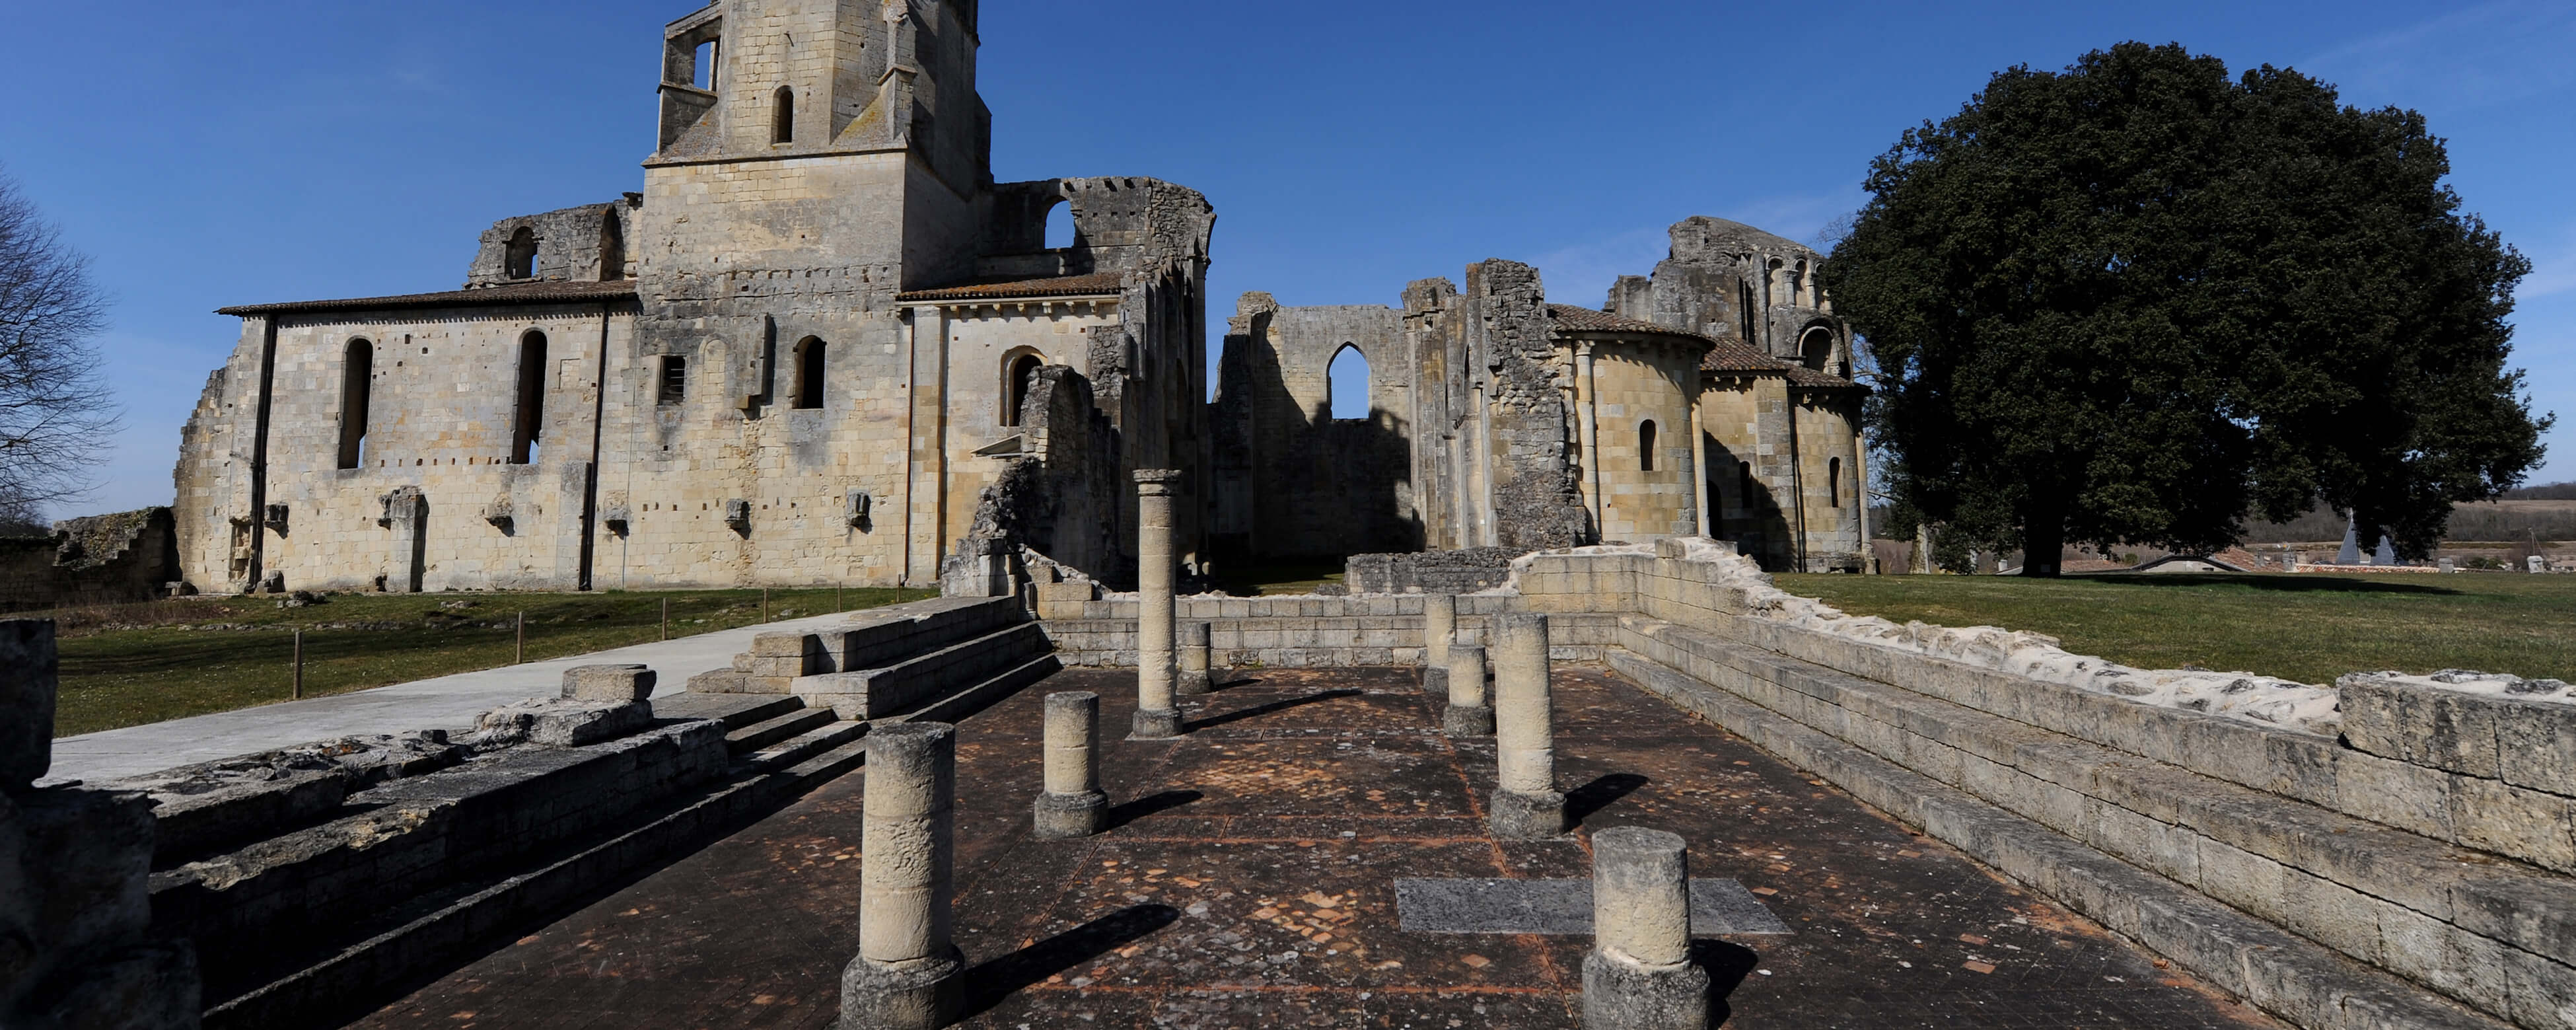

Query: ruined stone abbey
[{"left": 172, "top": 0, "right": 1866, "bottom": 599}]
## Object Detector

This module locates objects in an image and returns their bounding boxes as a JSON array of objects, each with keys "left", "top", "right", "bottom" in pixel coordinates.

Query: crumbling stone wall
[
  {"left": 1462, "top": 260, "right": 1589, "bottom": 550},
  {"left": 946, "top": 365, "right": 1127, "bottom": 587},
  {"left": 1, "top": 620, "right": 201, "bottom": 1029},
  {"left": 1207, "top": 295, "right": 1419, "bottom": 560},
  {"left": 464, "top": 199, "right": 641, "bottom": 287},
  {"left": 0, "top": 508, "right": 179, "bottom": 612}
]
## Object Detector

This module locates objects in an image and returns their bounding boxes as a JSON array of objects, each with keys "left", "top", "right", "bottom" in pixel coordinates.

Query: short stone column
[
  {"left": 1421, "top": 594, "right": 1458, "bottom": 695},
  {"left": 1489, "top": 613, "right": 1567, "bottom": 838},
  {"left": 1582, "top": 827, "right": 1711, "bottom": 1029},
  {"left": 1441, "top": 642, "right": 1493, "bottom": 737},
  {"left": 840, "top": 723, "right": 964, "bottom": 1029},
  {"left": 1178, "top": 622, "right": 1215, "bottom": 696},
  {"left": 1034, "top": 692, "right": 1108, "bottom": 838},
  {"left": 1132, "top": 470, "right": 1184, "bottom": 739}
]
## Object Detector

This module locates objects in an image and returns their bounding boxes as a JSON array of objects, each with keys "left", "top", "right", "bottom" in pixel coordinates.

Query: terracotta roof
[
  {"left": 1545, "top": 304, "right": 1709, "bottom": 341},
  {"left": 896, "top": 272, "right": 1126, "bottom": 303},
  {"left": 217, "top": 279, "right": 639, "bottom": 316},
  {"left": 1696, "top": 330, "right": 1867, "bottom": 390}
]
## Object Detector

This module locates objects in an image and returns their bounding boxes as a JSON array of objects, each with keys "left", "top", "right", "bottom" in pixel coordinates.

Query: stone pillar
[
  {"left": 840, "top": 722, "right": 964, "bottom": 1029},
  {"left": 1421, "top": 594, "right": 1457, "bottom": 696},
  {"left": 381, "top": 486, "right": 427, "bottom": 593},
  {"left": 1034, "top": 692, "right": 1108, "bottom": 838},
  {"left": 1577, "top": 343, "right": 1602, "bottom": 532},
  {"left": 1582, "top": 827, "right": 1711, "bottom": 1029},
  {"left": 1441, "top": 642, "right": 1493, "bottom": 737},
  {"left": 1132, "top": 470, "right": 1184, "bottom": 739},
  {"left": 1178, "top": 622, "right": 1214, "bottom": 696},
  {"left": 1489, "top": 613, "right": 1567, "bottom": 838}
]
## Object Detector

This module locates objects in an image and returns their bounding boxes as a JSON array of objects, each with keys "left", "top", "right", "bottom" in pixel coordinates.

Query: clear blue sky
[{"left": 5, "top": 0, "right": 2569, "bottom": 516}]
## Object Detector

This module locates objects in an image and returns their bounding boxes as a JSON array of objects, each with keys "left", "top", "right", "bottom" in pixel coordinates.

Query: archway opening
[
  {"left": 598, "top": 211, "right": 625, "bottom": 281},
  {"left": 1800, "top": 327, "right": 1836, "bottom": 373},
  {"left": 1044, "top": 202, "right": 1075, "bottom": 250},
  {"left": 771, "top": 86, "right": 795, "bottom": 144},
  {"left": 511, "top": 331, "right": 548, "bottom": 464},
  {"left": 1003, "top": 351, "right": 1044, "bottom": 426},
  {"left": 1327, "top": 344, "right": 1370, "bottom": 421},
  {"left": 1639, "top": 420, "right": 1659, "bottom": 472},
  {"left": 338, "top": 339, "right": 372, "bottom": 470}
]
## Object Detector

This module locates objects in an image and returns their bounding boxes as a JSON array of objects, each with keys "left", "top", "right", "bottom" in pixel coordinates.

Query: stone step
[
  {"left": 793, "top": 621, "right": 1050, "bottom": 719},
  {"left": 735, "top": 718, "right": 869, "bottom": 774},
  {"left": 722, "top": 706, "right": 837, "bottom": 755},
  {"left": 781, "top": 737, "right": 871, "bottom": 791},
  {"left": 896, "top": 653, "right": 1061, "bottom": 727},
  {"left": 650, "top": 692, "right": 804, "bottom": 729},
  {"left": 729, "top": 596, "right": 1029, "bottom": 692}
]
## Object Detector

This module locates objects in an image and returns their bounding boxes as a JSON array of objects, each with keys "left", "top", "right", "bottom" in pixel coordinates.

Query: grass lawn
[
  {"left": 1211, "top": 558, "right": 1349, "bottom": 597},
  {"left": 33, "top": 587, "right": 933, "bottom": 738},
  {"left": 1773, "top": 571, "right": 2576, "bottom": 686}
]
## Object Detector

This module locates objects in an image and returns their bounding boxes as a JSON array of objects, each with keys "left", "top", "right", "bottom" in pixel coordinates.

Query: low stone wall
[
  {"left": 1, "top": 619, "right": 201, "bottom": 1030},
  {"left": 1503, "top": 542, "right": 2575, "bottom": 1030},
  {"left": 0, "top": 507, "right": 180, "bottom": 612},
  {"left": 1038, "top": 591, "right": 1616, "bottom": 668}
]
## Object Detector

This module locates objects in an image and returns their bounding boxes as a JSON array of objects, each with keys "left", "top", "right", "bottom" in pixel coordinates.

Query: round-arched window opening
[
  {"left": 504, "top": 227, "right": 537, "bottom": 280},
  {"left": 1327, "top": 344, "right": 1371, "bottom": 421},
  {"left": 771, "top": 86, "right": 796, "bottom": 145},
  {"left": 1639, "top": 420, "right": 1659, "bottom": 472},
  {"left": 792, "top": 337, "right": 827, "bottom": 409},
  {"left": 337, "top": 339, "right": 373, "bottom": 470},
  {"left": 1003, "top": 351, "right": 1044, "bottom": 426},
  {"left": 1800, "top": 327, "right": 1836, "bottom": 373}
]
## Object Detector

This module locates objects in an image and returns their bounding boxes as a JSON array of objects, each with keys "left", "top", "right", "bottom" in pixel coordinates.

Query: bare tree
[{"left": 0, "top": 168, "right": 117, "bottom": 526}]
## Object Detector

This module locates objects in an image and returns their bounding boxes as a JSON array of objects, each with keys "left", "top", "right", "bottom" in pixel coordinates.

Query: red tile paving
[{"left": 348, "top": 667, "right": 2283, "bottom": 1029}]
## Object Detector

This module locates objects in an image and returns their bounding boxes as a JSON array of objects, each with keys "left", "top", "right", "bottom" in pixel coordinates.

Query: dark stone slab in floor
[
  {"left": 347, "top": 665, "right": 2285, "bottom": 1030},
  {"left": 1394, "top": 878, "right": 1792, "bottom": 936}
]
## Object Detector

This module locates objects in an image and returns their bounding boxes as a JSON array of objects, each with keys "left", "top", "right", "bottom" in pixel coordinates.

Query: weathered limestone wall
[
  {"left": 1, "top": 620, "right": 201, "bottom": 1029},
  {"left": 0, "top": 508, "right": 180, "bottom": 611},
  {"left": 1207, "top": 296, "right": 1418, "bottom": 560},
  {"left": 1581, "top": 341, "right": 1700, "bottom": 542},
  {"left": 1507, "top": 543, "right": 2575, "bottom": 1030}
]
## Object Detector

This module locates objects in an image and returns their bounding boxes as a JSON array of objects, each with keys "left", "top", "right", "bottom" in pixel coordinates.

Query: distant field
[
  {"left": 2243, "top": 498, "right": 2576, "bottom": 544},
  {"left": 31, "top": 588, "right": 932, "bottom": 738},
  {"left": 1773, "top": 571, "right": 2576, "bottom": 686}
]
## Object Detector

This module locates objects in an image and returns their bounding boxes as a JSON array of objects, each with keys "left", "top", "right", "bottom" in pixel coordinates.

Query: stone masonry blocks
[{"left": 562, "top": 664, "right": 657, "bottom": 702}]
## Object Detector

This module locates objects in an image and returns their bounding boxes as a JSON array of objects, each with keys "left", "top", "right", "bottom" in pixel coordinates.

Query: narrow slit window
[
  {"left": 1639, "top": 420, "right": 1658, "bottom": 472},
  {"left": 337, "top": 339, "right": 373, "bottom": 469},
  {"left": 1830, "top": 457, "right": 1843, "bottom": 508},
  {"left": 659, "top": 355, "right": 688, "bottom": 405},
  {"left": 1738, "top": 461, "right": 1754, "bottom": 509},
  {"left": 793, "top": 337, "right": 827, "bottom": 409},
  {"left": 772, "top": 86, "right": 795, "bottom": 144},
  {"left": 511, "top": 331, "right": 548, "bottom": 464}
]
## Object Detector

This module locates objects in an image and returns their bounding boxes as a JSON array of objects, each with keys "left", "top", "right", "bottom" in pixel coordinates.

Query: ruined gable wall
[
  {"left": 1212, "top": 297, "right": 1415, "bottom": 559},
  {"left": 465, "top": 200, "right": 639, "bottom": 288},
  {"left": 1400, "top": 279, "right": 1472, "bottom": 552},
  {"left": 174, "top": 324, "right": 267, "bottom": 593}
]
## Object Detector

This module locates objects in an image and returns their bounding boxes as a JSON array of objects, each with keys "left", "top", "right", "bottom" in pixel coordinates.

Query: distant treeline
[
  {"left": 1874, "top": 484, "right": 2575, "bottom": 546},
  {"left": 2504, "top": 482, "right": 2576, "bottom": 501}
]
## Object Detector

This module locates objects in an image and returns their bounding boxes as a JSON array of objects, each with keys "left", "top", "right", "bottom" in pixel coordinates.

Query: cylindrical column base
[
  {"left": 1443, "top": 702, "right": 1494, "bottom": 737},
  {"left": 1178, "top": 622, "right": 1214, "bottom": 696},
  {"left": 1580, "top": 950, "right": 1711, "bottom": 1030},
  {"left": 840, "top": 949, "right": 966, "bottom": 1030},
  {"left": 1489, "top": 787, "right": 1568, "bottom": 839},
  {"left": 1033, "top": 789, "right": 1109, "bottom": 839},
  {"left": 1132, "top": 708, "right": 1182, "bottom": 739}
]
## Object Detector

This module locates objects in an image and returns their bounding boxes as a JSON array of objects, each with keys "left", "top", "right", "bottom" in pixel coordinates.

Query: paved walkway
[
  {"left": 350, "top": 667, "right": 2281, "bottom": 1030},
  {"left": 46, "top": 609, "right": 864, "bottom": 785}
]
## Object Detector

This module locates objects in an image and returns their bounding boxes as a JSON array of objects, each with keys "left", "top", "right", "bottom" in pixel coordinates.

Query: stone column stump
[
  {"left": 1421, "top": 593, "right": 1457, "bottom": 695},
  {"left": 1033, "top": 692, "right": 1108, "bottom": 838},
  {"left": 1132, "top": 470, "right": 1184, "bottom": 739},
  {"left": 840, "top": 723, "right": 965, "bottom": 1029},
  {"left": 1442, "top": 642, "right": 1493, "bottom": 737},
  {"left": 1178, "top": 622, "right": 1215, "bottom": 696},
  {"left": 1582, "top": 827, "right": 1711, "bottom": 1029},
  {"left": 1489, "top": 613, "right": 1567, "bottom": 838}
]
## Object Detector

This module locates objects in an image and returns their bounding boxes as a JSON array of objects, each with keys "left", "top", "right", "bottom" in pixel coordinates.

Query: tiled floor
[{"left": 349, "top": 666, "right": 2283, "bottom": 1029}]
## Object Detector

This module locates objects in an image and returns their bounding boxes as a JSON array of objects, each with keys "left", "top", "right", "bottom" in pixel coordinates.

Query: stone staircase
[{"left": 686, "top": 595, "right": 1057, "bottom": 720}]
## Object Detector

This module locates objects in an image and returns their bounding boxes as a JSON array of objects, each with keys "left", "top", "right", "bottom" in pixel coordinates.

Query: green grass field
[
  {"left": 34, "top": 587, "right": 933, "bottom": 738},
  {"left": 1773, "top": 571, "right": 2576, "bottom": 686}
]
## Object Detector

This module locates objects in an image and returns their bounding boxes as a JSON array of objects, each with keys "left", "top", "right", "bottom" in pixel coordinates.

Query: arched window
[
  {"left": 1002, "top": 351, "right": 1043, "bottom": 426},
  {"left": 511, "top": 330, "right": 548, "bottom": 464},
  {"left": 772, "top": 86, "right": 795, "bottom": 144},
  {"left": 1800, "top": 327, "right": 1836, "bottom": 372},
  {"left": 1327, "top": 344, "right": 1370, "bottom": 421},
  {"left": 1829, "top": 457, "right": 1843, "bottom": 508},
  {"left": 337, "top": 339, "right": 372, "bottom": 470},
  {"left": 505, "top": 227, "right": 537, "bottom": 280},
  {"left": 1738, "top": 461, "right": 1755, "bottom": 509},
  {"left": 598, "top": 211, "right": 625, "bottom": 282},
  {"left": 792, "top": 336, "right": 826, "bottom": 409},
  {"left": 659, "top": 355, "right": 688, "bottom": 405},
  {"left": 1639, "top": 420, "right": 1659, "bottom": 472},
  {"left": 1044, "top": 203, "right": 1075, "bottom": 249},
  {"left": 692, "top": 41, "right": 716, "bottom": 89}
]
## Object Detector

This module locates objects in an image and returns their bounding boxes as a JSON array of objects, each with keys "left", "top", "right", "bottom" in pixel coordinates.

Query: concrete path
[{"left": 47, "top": 609, "right": 867, "bottom": 785}]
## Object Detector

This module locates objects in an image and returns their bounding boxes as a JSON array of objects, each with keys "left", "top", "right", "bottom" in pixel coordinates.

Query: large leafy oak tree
[{"left": 1826, "top": 43, "right": 2549, "bottom": 576}]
